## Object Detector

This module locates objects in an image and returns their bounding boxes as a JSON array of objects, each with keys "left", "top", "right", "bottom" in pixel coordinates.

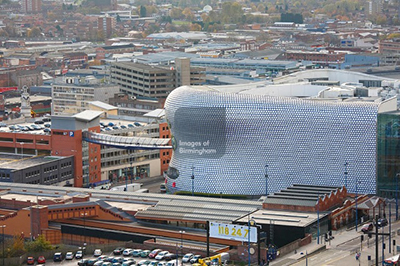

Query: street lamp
[
  {"left": 191, "top": 166, "right": 195, "bottom": 196},
  {"left": 1, "top": 225, "right": 5, "bottom": 266},
  {"left": 344, "top": 162, "right": 348, "bottom": 188},
  {"left": 125, "top": 166, "right": 128, "bottom": 191},
  {"left": 247, "top": 217, "right": 256, "bottom": 266},
  {"left": 317, "top": 193, "right": 320, "bottom": 245},
  {"left": 355, "top": 179, "right": 361, "bottom": 232},
  {"left": 179, "top": 230, "right": 185, "bottom": 257},
  {"left": 396, "top": 173, "right": 399, "bottom": 220},
  {"left": 81, "top": 212, "right": 88, "bottom": 248},
  {"left": 130, "top": 157, "right": 134, "bottom": 184},
  {"left": 265, "top": 164, "right": 269, "bottom": 196}
]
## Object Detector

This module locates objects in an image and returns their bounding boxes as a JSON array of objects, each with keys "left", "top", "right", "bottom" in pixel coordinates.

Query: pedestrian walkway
[{"left": 271, "top": 219, "right": 400, "bottom": 266}]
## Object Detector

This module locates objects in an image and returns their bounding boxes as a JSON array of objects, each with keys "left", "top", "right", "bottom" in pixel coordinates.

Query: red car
[
  {"left": 37, "top": 256, "right": 46, "bottom": 264},
  {"left": 148, "top": 249, "right": 162, "bottom": 259},
  {"left": 27, "top": 257, "right": 35, "bottom": 265}
]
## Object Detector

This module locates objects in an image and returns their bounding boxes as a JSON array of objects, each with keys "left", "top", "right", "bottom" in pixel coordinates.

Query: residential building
[
  {"left": 98, "top": 15, "right": 116, "bottom": 39},
  {"left": 21, "top": 0, "right": 42, "bottom": 13}
]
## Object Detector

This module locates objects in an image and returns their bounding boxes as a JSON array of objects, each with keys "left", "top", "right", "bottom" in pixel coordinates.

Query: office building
[
  {"left": 110, "top": 58, "right": 205, "bottom": 99},
  {"left": 51, "top": 77, "right": 120, "bottom": 115}
]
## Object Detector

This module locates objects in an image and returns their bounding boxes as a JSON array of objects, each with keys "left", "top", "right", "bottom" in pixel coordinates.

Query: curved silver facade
[{"left": 164, "top": 86, "right": 379, "bottom": 195}]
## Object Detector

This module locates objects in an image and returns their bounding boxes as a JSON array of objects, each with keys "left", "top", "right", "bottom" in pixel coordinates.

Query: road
[
  {"left": 291, "top": 217, "right": 400, "bottom": 265},
  {"left": 110, "top": 175, "right": 165, "bottom": 193}
]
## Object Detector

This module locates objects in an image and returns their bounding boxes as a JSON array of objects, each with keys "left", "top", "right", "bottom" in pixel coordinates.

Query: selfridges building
[{"left": 164, "top": 85, "right": 399, "bottom": 196}]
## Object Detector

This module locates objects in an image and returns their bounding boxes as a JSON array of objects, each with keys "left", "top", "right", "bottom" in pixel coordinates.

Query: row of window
[
  {"left": 25, "top": 170, "right": 40, "bottom": 178},
  {"left": 61, "top": 162, "right": 72, "bottom": 168},
  {"left": 61, "top": 171, "right": 72, "bottom": 177},
  {"left": 44, "top": 165, "right": 58, "bottom": 173}
]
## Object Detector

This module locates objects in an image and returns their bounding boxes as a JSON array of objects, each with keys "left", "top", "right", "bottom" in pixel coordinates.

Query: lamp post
[
  {"left": 125, "top": 166, "right": 128, "bottom": 191},
  {"left": 248, "top": 217, "right": 255, "bottom": 266},
  {"left": 81, "top": 212, "right": 88, "bottom": 248},
  {"left": 130, "top": 157, "right": 134, "bottom": 184},
  {"left": 1, "top": 225, "right": 5, "bottom": 266},
  {"left": 191, "top": 166, "right": 195, "bottom": 196},
  {"left": 355, "top": 179, "right": 360, "bottom": 232},
  {"left": 344, "top": 162, "right": 348, "bottom": 188},
  {"left": 265, "top": 164, "right": 269, "bottom": 196},
  {"left": 317, "top": 193, "right": 320, "bottom": 245},
  {"left": 396, "top": 173, "right": 399, "bottom": 220},
  {"left": 179, "top": 230, "right": 185, "bottom": 258}
]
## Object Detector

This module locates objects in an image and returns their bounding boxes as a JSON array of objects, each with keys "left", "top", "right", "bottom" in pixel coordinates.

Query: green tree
[
  {"left": 25, "top": 235, "right": 53, "bottom": 253},
  {"left": 221, "top": 2, "right": 244, "bottom": 24}
]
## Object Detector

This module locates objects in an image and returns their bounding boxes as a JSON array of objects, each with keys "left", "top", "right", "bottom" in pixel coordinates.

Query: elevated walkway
[{"left": 82, "top": 131, "right": 172, "bottom": 150}]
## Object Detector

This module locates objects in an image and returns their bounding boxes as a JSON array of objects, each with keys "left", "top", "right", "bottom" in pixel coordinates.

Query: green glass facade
[{"left": 377, "top": 112, "right": 400, "bottom": 197}]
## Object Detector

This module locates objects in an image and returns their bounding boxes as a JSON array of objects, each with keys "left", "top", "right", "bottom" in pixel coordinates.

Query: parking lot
[{"left": 28, "top": 249, "right": 199, "bottom": 266}]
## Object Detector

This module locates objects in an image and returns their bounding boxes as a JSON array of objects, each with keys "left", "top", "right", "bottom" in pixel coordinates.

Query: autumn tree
[{"left": 27, "top": 27, "right": 42, "bottom": 38}]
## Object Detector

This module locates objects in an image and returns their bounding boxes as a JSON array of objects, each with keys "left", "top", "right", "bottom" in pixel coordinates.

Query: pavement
[{"left": 270, "top": 218, "right": 400, "bottom": 266}]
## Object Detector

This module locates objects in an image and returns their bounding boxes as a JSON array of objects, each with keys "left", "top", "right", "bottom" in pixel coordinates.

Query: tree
[
  {"left": 221, "top": 2, "right": 244, "bottom": 24},
  {"left": 190, "top": 23, "right": 202, "bottom": 31},
  {"left": 140, "top": 5, "right": 147, "bottom": 17},
  {"left": 182, "top": 7, "right": 194, "bottom": 21},
  {"left": 27, "top": 27, "right": 42, "bottom": 38},
  {"left": 25, "top": 235, "right": 53, "bottom": 253},
  {"left": 8, "top": 234, "right": 25, "bottom": 257},
  {"left": 116, "top": 14, "right": 121, "bottom": 22}
]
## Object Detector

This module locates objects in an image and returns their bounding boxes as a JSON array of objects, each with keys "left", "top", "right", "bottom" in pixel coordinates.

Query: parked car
[
  {"left": 102, "top": 262, "right": 112, "bottom": 266},
  {"left": 78, "top": 259, "right": 90, "bottom": 266},
  {"left": 113, "top": 257, "right": 124, "bottom": 263},
  {"left": 149, "top": 262, "right": 158, "bottom": 266},
  {"left": 76, "top": 250, "right": 83, "bottom": 259},
  {"left": 157, "top": 263, "right": 166, "bottom": 266},
  {"left": 65, "top": 251, "right": 74, "bottom": 260},
  {"left": 361, "top": 222, "right": 374, "bottom": 233},
  {"left": 190, "top": 255, "right": 202, "bottom": 264},
  {"left": 27, "top": 256, "right": 35, "bottom": 265},
  {"left": 132, "top": 249, "right": 142, "bottom": 257},
  {"left": 378, "top": 218, "right": 388, "bottom": 227},
  {"left": 140, "top": 250, "right": 151, "bottom": 258},
  {"left": 37, "top": 255, "right": 46, "bottom": 264},
  {"left": 149, "top": 249, "right": 162, "bottom": 259},
  {"left": 98, "top": 255, "right": 108, "bottom": 261},
  {"left": 94, "top": 260, "right": 104, "bottom": 266},
  {"left": 87, "top": 258, "right": 98, "bottom": 266},
  {"left": 123, "top": 248, "right": 134, "bottom": 256},
  {"left": 166, "top": 261, "right": 176, "bottom": 266},
  {"left": 122, "top": 261, "right": 135, "bottom": 266},
  {"left": 182, "top": 253, "right": 194, "bottom": 263},
  {"left": 164, "top": 253, "right": 177, "bottom": 261},
  {"left": 113, "top": 248, "right": 125, "bottom": 255},
  {"left": 94, "top": 249, "right": 103, "bottom": 257},
  {"left": 53, "top": 252, "right": 63, "bottom": 262},
  {"left": 138, "top": 260, "right": 152, "bottom": 266},
  {"left": 155, "top": 251, "right": 169, "bottom": 260}
]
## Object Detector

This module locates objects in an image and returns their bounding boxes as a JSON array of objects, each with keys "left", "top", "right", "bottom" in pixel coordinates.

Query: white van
[{"left": 135, "top": 188, "right": 149, "bottom": 193}]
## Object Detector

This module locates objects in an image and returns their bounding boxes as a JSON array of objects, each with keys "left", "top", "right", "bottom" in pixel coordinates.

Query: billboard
[{"left": 209, "top": 222, "right": 258, "bottom": 243}]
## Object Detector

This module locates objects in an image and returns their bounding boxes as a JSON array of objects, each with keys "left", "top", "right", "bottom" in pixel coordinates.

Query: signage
[
  {"left": 69, "top": 131, "right": 74, "bottom": 137},
  {"left": 209, "top": 222, "right": 258, "bottom": 242}
]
